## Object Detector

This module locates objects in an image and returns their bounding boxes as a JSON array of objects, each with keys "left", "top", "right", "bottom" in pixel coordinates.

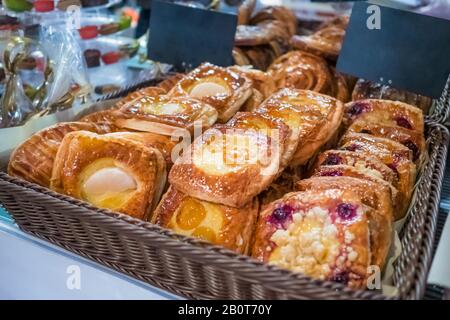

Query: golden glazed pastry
[
  {"left": 115, "top": 86, "right": 167, "bottom": 109},
  {"left": 340, "top": 132, "right": 416, "bottom": 219},
  {"left": 296, "top": 176, "right": 393, "bottom": 269},
  {"left": 256, "top": 89, "right": 344, "bottom": 166},
  {"left": 311, "top": 150, "right": 398, "bottom": 186},
  {"left": 228, "top": 66, "right": 276, "bottom": 99},
  {"left": 251, "top": 189, "right": 372, "bottom": 289},
  {"left": 250, "top": 6, "right": 297, "bottom": 37},
  {"left": 115, "top": 95, "right": 218, "bottom": 136},
  {"left": 105, "top": 132, "right": 180, "bottom": 169},
  {"left": 168, "top": 63, "right": 253, "bottom": 122},
  {"left": 352, "top": 79, "right": 432, "bottom": 114},
  {"left": 240, "top": 88, "right": 265, "bottom": 112},
  {"left": 348, "top": 120, "right": 425, "bottom": 163},
  {"left": 343, "top": 99, "right": 425, "bottom": 133},
  {"left": 267, "top": 51, "right": 333, "bottom": 94},
  {"left": 152, "top": 186, "right": 258, "bottom": 254},
  {"left": 8, "top": 122, "right": 110, "bottom": 188},
  {"left": 50, "top": 131, "right": 166, "bottom": 220},
  {"left": 227, "top": 111, "right": 291, "bottom": 168},
  {"left": 311, "top": 165, "right": 398, "bottom": 206},
  {"left": 169, "top": 125, "right": 281, "bottom": 207}
]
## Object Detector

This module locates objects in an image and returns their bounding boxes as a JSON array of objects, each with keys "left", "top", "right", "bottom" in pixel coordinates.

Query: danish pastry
[
  {"left": 157, "top": 73, "right": 186, "bottom": 93},
  {"left": 8, "top": 122, "right": 109, "bottom": 188},
  {"left": 252, "top": 189, "right": 373, "bottom": 289},
  {"left": 152, "top": 186, "right": 258, "bottom": 254},
  {"left": 340, "top": 132, "right": 416, "bottom": 218},
  {"left": 351, "top": 79, "right": 432, "bottom": 113},
  {"left": 348, "top": 121, "right": 425, "bottom": 163},
  {"left": 311, "top": 165, "right": 398, "bottom": 206},
  {"left": 50, "top": 131, "right": 166, "bottom": 220},
  {"left": 257, "top": 89, "right": 344, "bottom": 166},
  {"left": 344, "top": 99, "right": 424, "bottom": 133},
  {"left": 296, "top": 176, "right": 393, "bottom": 269},
  {"left": 227, "top": 111, "right": 291, "bottom": 167},
  {"left": 267, "top": 51, "right": 333, "bottom": 94},
  {"left": 169, "top": 125, "right": 281, "bottom": 207},
  {"left": 114, "top": 95, "right": 218, "bottom": 136},
  {"left": 311, "top": 150, "right": 398, "bottom": 186},
  {"left": 228, "top": 66, "right": 276, "bottom": 99},
  {"left": 105, "top": 131, "right": 180, "bottom": 168},
  {"left": 168, "top": 63, "right": 253, "bottom": 122}
]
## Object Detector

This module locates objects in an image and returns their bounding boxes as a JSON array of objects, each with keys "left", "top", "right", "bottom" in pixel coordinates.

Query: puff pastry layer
[{"left": 153, "top": 186, "right": 258, "bottom": 254}]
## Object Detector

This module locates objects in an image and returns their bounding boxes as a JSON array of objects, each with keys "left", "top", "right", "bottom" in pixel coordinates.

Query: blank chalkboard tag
[
  {"left": 337, "top": 2, "right": 450, "bottom": 98},
  {"left": 148, "top": 1, "right": 237, "bottom": 70}
]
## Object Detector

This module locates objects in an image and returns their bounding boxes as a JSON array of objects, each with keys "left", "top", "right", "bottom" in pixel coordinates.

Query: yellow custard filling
[{"left": 79, "top": 158, "right": 137, "bottom": 210}]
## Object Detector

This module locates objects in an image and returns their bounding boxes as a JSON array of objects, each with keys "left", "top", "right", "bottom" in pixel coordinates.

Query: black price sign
[
  {"left": 337, "top": 1, "right": 450, "bottom": 98},
  {"left": 148, "top": 0, "right": 237, "bottom": 70}
]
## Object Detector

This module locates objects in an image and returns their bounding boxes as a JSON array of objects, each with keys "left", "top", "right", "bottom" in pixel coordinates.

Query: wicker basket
[
  {"left": 427, "top": 76, "right": 450, "bottom": 124},
  {"left": 0, "top": 122, "right": 448, "bottom": 300}
]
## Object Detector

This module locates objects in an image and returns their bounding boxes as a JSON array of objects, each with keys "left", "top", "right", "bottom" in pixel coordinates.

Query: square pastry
[
  {"left": 115, "top": 95, "right": 218, "bottom": 136},
  {"left": 50, "top": 131, "right": 166, "bottom": 220},
  {"left": 169, "top": 125, "right": 281, "bottom": 207},
  {"left": 168, "top": 63, "right": 253, "bottom": 122},
  {"left": 340, "top": 132, "right": 417, "bottom": 219},
  {"left": 296, "top": 176, "right": 394, "bottom": 269},
  {"left": 255, "top": 89, "right": 344, "bottom": 166},
  {"left": 152, "top": 186, "right": 258, "bottom": 254},
  {"left": 344, "top": 99, "right": 424, "bottom": 133},
  {"left": 251, "top": 189, "right": 373, "bottom": 289}
]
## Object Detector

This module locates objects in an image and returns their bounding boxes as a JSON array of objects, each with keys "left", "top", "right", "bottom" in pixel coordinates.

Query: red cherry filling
[
  {"left": 395, "top": 116, "right": 413, "bottom": 129},
  {"left": 319, "top": 170, "right": 343, "bottom": 177},
  {"left": 403, "top": 139, "right": 419, "bottom": 161},
  {"left": 269, "top": 205, "right": 294, "bottom": 227},
  {"left": 323, "top": 154, "right": 342, "bottom": 165},
  {"left": 336, "top": 203, "right": 357, "bottom": 220},
  {"left": 330, "top": 271, "right": 349, "bottom": 285},
  {"left": 347, "top": 102, "right": 369, "bottom": 117},
  {"left": 344, "top": 144, "right": 361, "bottom": 152}
]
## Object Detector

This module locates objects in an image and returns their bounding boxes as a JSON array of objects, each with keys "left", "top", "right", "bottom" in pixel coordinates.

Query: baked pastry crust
[
  {"left": 237, "top": 0, "right": 256, "bottom": 25},
  {"left": 257, "top": 89, "right": 344, "bottom": 166},
  {"left": 115, "top": 94, "right": 217, "bottom": 136},
  {"left": 267, "top": 51, "right": 333, "bottom": 94},
  {"left": 152, "top": 186, "right": 259, "bottom": 254},
  {"left": 351, "top": 79, "right": 432, "bottom": 113},
  {"left": 227, "top": 111, "right": 291, "bottom": 168},
  {"left": 157, "top": 73, "right": 185, "bottom": 93},
  {"left": 344, "top": 99, "right": 424, "bottom": 133},
  {"left": 169, "top": 125, "right": 281, "bottom": 207},
  {"left": 311, "top": 150, "right": 398, "bottom": 185},
  {"left": 105, "top": 132, "right": 180, "bottom": 169},
  {"left": 50, "top": 131, "right": 166, "bottom": 220},
  {"left": 296, "top": 176, "right": 393, "bottom": 269},
  {"left": 251, "top": 189, "right": 372, "bottom": 289},
  {"left": 340, "top": 132, "right": 416, "bottom": 219},
  {"left": 348, "top": 120, "right": 425, "bottom": 163},
  {"left": 168, "top": 63, "right": 253, "bottom": 122},
  {"left": 8, "top": 122, "right": 109, "bottom": 188},
  {"left": 228, "top": 66, "right": 276, "bottom": 99}
]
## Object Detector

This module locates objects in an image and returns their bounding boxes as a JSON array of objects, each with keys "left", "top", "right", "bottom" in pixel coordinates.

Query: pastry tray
[{"left": 0, "top": 121, "right": 447, "bottom": 300}]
